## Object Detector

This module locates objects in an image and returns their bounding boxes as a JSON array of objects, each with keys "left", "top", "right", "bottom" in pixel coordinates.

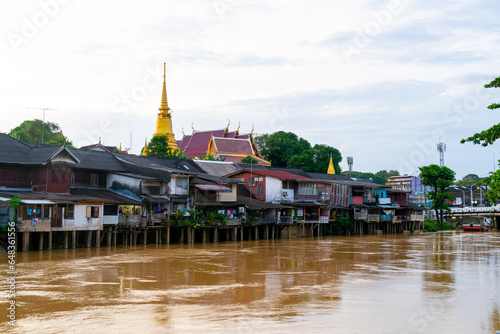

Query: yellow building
[{"left": 153, "top": 63, "right": 177, "bottom": 150}]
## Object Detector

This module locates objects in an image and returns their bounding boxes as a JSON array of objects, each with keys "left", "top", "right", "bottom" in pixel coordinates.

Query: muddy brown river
[{"left": 1, "top": 231, "right": 499, "bottom": 333}]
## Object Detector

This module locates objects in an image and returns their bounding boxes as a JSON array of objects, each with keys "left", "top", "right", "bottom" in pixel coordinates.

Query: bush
[{"left": 424, "top": 219, "right": 456, "bottom": 232}]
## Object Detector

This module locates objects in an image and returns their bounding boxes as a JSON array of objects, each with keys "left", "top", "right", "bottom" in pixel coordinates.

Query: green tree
[
  {"left": 198, "top": 154, "right": 221, "bottom": 161},
  {"left": 258, "top": 131, "right": 311, "bottom": 167},
  {"left": 419, "top": 164, "right": 456, "bottom": 227},
  {"left": 240, "top": 156, "right": 258, "bottom": 164},
  {"left": 455, "top": 173, "right": 484, "bottom": 187},
  {"left": 254, "top": 133, "right": 268, "bottom": 153},
  {"left": 479, "top": 168, "right": 500, "bottom": 204},
  {"left": 287, "top": 144, "right": 342, "bottom": 173},
  {"left": 8, "top": 197, "right": 21, "bottom": 222},
  {"left": 461, "top": 76, "right": 500, "bottom": 146},
  {"left": 375, "top": 170, "right": 400, "bottom": 184},
  {"left": 9, "top": 119, "right": 74, "bottom": 147},
  {"left": 144, "top": 135, "right": 187, "bottom": 159}
]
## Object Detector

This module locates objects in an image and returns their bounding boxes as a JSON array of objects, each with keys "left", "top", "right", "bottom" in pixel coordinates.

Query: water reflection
[{"left": 1, "top": 232, "right": 499, "bottom": 333}]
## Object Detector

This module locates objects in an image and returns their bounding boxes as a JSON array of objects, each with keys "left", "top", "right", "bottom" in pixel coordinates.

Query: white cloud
[{"left": 1, "top": 0, "right": 500, "bottom": 179}]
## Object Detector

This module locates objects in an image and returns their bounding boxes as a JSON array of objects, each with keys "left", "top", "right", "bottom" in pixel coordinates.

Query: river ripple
[{"left": 1, "top": 231, "right": 499, "bottom": 333}]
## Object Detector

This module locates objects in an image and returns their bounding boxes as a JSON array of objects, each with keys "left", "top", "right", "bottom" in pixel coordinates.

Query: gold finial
[
  {"left": 159, "top": 62, "right": 170, "bottom": 113},
  {"left": 235, "top": 122, "right": 240, "bottom": 136},
  {"left": 250, "top": 124, "right": 254, "bottom": 136},
  {"left": 224, "top": 119, "right": 230, "bottom": 135},
  {"left": 191, "top": 123, "right": 195, "bottom": 134},
  {"left": 327, "top": 154, "right": 335, "bottom": 174},
  {"left": 182, "top": 127, "right": 185, "bottom": 137},
  {"left": 142, "top": 137, "right": 148, "bottom": 156},
  {"left": 119, "top": 143, "right": 122, "bottom": 151}
]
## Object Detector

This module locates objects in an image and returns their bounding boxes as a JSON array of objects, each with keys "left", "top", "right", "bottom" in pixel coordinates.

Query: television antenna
[
  {"left": 437, "top": 142, "right": 446, "bottom": 166},
  {"left": 347, "top": 156, "right": 353, "bottom": 178},
  {"left": 27, "top": 107, "right": 58, "bottom": 144}
]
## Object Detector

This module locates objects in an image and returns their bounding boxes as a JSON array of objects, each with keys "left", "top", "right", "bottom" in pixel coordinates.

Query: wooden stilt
[
  {"left": 233, "top": 228, "right": 237, "bottom": 241},
  {"left": 22, "top": 232, "right": 30, "bottom": 252},
  {"left": 107, "top": 227, "right": 112, "bottom": 246},
  {"left": 255, "top": 226, "right": 259, "bottom": 240},
  {"left": 64, "top": 231, "right": 68, "bottom": 249},
  {"left": 240, "top": 226, "right": 244, "bottom": 241},
  {"left": 48, "top": 231, "right": 52, "bottom": 250},
  {"left": 96, "top": 229, "right": 100, "bottom": 248},
  {"left": 166, "top": 226, "right": 170, "bottom": 244},
  {"left": 213, "top": 228, "right": 218, "bottom": 242},
  {"left": 143, "top": 229, "right": 147, "bottom": 245},
  {"left": 86, "top": 231, "right": 92, "bottom": 248},
  {"left": 39, "top": 232, "right": 44, "bottom": 250},
  {"left": 72, "top": 230, "right": 76, "bottom": 249}
]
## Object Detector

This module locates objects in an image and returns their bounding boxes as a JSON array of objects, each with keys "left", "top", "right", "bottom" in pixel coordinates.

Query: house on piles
[{"left": 0, "top": 134, "right": 143, "bottom": 251}]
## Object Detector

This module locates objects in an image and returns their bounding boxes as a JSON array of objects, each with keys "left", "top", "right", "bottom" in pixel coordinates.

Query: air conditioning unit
[{"left": 282, "top": 189, "right": 294, "bottom": 201}]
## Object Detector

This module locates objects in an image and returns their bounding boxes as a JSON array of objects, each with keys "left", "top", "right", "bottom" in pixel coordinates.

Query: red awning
[{"left": 194, "top": 184, "right": 231, "bottom": 191}]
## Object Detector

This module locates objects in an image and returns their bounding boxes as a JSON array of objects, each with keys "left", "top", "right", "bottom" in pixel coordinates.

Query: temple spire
[
  {"left": 142, "top": 137, "right": 148, "bottom": 156},
  {"left": 159, "top": 63, "right": 170, "bottom": 113},
  {"left": 327, "top": 154, "right": 335, "bottom": 174}
]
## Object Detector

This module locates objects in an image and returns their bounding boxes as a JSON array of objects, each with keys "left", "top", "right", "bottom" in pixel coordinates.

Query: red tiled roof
[
  {"left": 214, "top": 137, "right": 254, "bottom": 155},
  {"left": 231, "top": 169, "right": 317, "bottom": 181}
]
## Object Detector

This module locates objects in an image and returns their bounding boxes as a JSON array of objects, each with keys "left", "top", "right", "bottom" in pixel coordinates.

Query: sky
[{"left": 1, "top": 0, "right": 500, "bottom": 180}]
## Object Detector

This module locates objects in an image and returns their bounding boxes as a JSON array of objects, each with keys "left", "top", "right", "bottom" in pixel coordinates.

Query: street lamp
[
  {"left": 453, "top": 186, "right": 466, "bottom": 208},
  {"left": 469, "top": 185, "right": 474, "bottom": 207}
]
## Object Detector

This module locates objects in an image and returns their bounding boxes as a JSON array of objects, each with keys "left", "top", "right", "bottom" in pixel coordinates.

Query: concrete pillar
[
  {"left": 39, "top": 232, "right": 44, "bottom": 250},
  {"left": 96, "top": 229, "right": 101, "bottom": 248},
  {"left": 202, "top": 229, "right": 207, "bottom": 243},
  {"left": 72, "top": 230, "right": 76, "bottom": 249},
  {"left": 240, "top": 227, "right": 244, "bottom": 241},
  {"left": 22, "top": 232, "right": 30, "bottom": 252},
  {"left": 86, "top": 231, "right": 92, "bottom": 248},
  {"left": 213, "top": 228, "right": 218, "bottom": 242},
  {"left": 48, "top": 231, "right": 52, "bottom": 250},
  {"left": 255, "top": 226, "right": 259, "bottom": 240},
  {"left": 271, "top": 225, "right": 275, "bottom": 239},
  {"left": 166, "top": 226, "right": 170, "bottom": 244},
  {"left": 113, "top": 227, "right": 117, "bottom": 246},
  {"left": 156, "top": 229, "right": 159, "bottom": 244},
  {"left": 233, "top": 228, "right": 237, "bottom": 241},
  {"left": 264, "top": 225, "right": 269, "bottom": 239},
  {"left": 133, "top": 229, "right": 138, "bottom": 245},
  {"left": 143, "top": 229, "right": 147, "bottom": 245},
  {"left": 107, "top": 227, "right": 112, "bottom": 246}
]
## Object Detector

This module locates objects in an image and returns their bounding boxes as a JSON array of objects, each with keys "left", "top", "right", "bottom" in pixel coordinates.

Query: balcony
[
  {"left": 16, "top": 219, "right": 51, "bottom": 232},
  {"left": 278, "top": 216, "right": 293, "bottom": 224},
  {"left": 354, "top": 212, "right": 368, "bottom": 220},
  {"left": 410, "top": 214, "right": 425, "bottom": 221},
  {"left": 364, "top": 197, "right": 377, "bottom": 204},
  {"left": 380, "top": 214, "right": 392, "bottom": 221}
]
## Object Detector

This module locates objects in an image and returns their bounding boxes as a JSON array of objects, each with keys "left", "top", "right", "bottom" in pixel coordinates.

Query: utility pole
[{"left": 27, "top": 107, "right": 58, "bottom": 144}]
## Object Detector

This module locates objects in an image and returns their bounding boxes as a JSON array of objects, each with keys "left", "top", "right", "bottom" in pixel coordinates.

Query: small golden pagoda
[
  {"left": 327, "top": 154, "right": 336, "bottom": 174},
  {"left": 153, "top": 63, "right": 177, "bottom": 150}
]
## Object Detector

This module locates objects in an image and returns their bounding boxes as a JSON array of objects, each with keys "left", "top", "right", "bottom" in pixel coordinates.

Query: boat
[{"left": 461, "top": 216, "right": 491, "bottom": 232}]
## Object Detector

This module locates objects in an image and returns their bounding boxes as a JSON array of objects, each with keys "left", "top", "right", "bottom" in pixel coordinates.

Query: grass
[{"left": 424, "top": 219, "right": 457, "bottom": 232}]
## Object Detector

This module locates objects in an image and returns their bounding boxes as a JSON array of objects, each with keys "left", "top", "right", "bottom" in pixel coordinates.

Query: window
[
  {"left": 258, "top": 186, "right": 263, "bottom": 195},
  {"left": 176, "top": 178, "right": 188, "bottom": 189},
  {"left": 86, "top": 206, "right": 100, "bottom": 218},
  {"left": 70, "top": 172, "right": 75, "bottom": 185},
  {"left": 298, "top": 182, "right": 317, "bottom": 195},
  {"left": 145, "top": 186, "right": 160, "bottom": 195},
  {"left": 249, "top": 176, "right": 263, "bottom": 186},
  {"left": 90, "top": 173, "right": 99, "bottom": 187},
  {"left": 64, "top": 204, "right": 74, "bottom": 219}
]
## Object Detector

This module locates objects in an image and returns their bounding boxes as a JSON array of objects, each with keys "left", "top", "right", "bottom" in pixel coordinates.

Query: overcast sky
[{"left": 1, "top": 0, "right": 500, "bottom": 179}]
